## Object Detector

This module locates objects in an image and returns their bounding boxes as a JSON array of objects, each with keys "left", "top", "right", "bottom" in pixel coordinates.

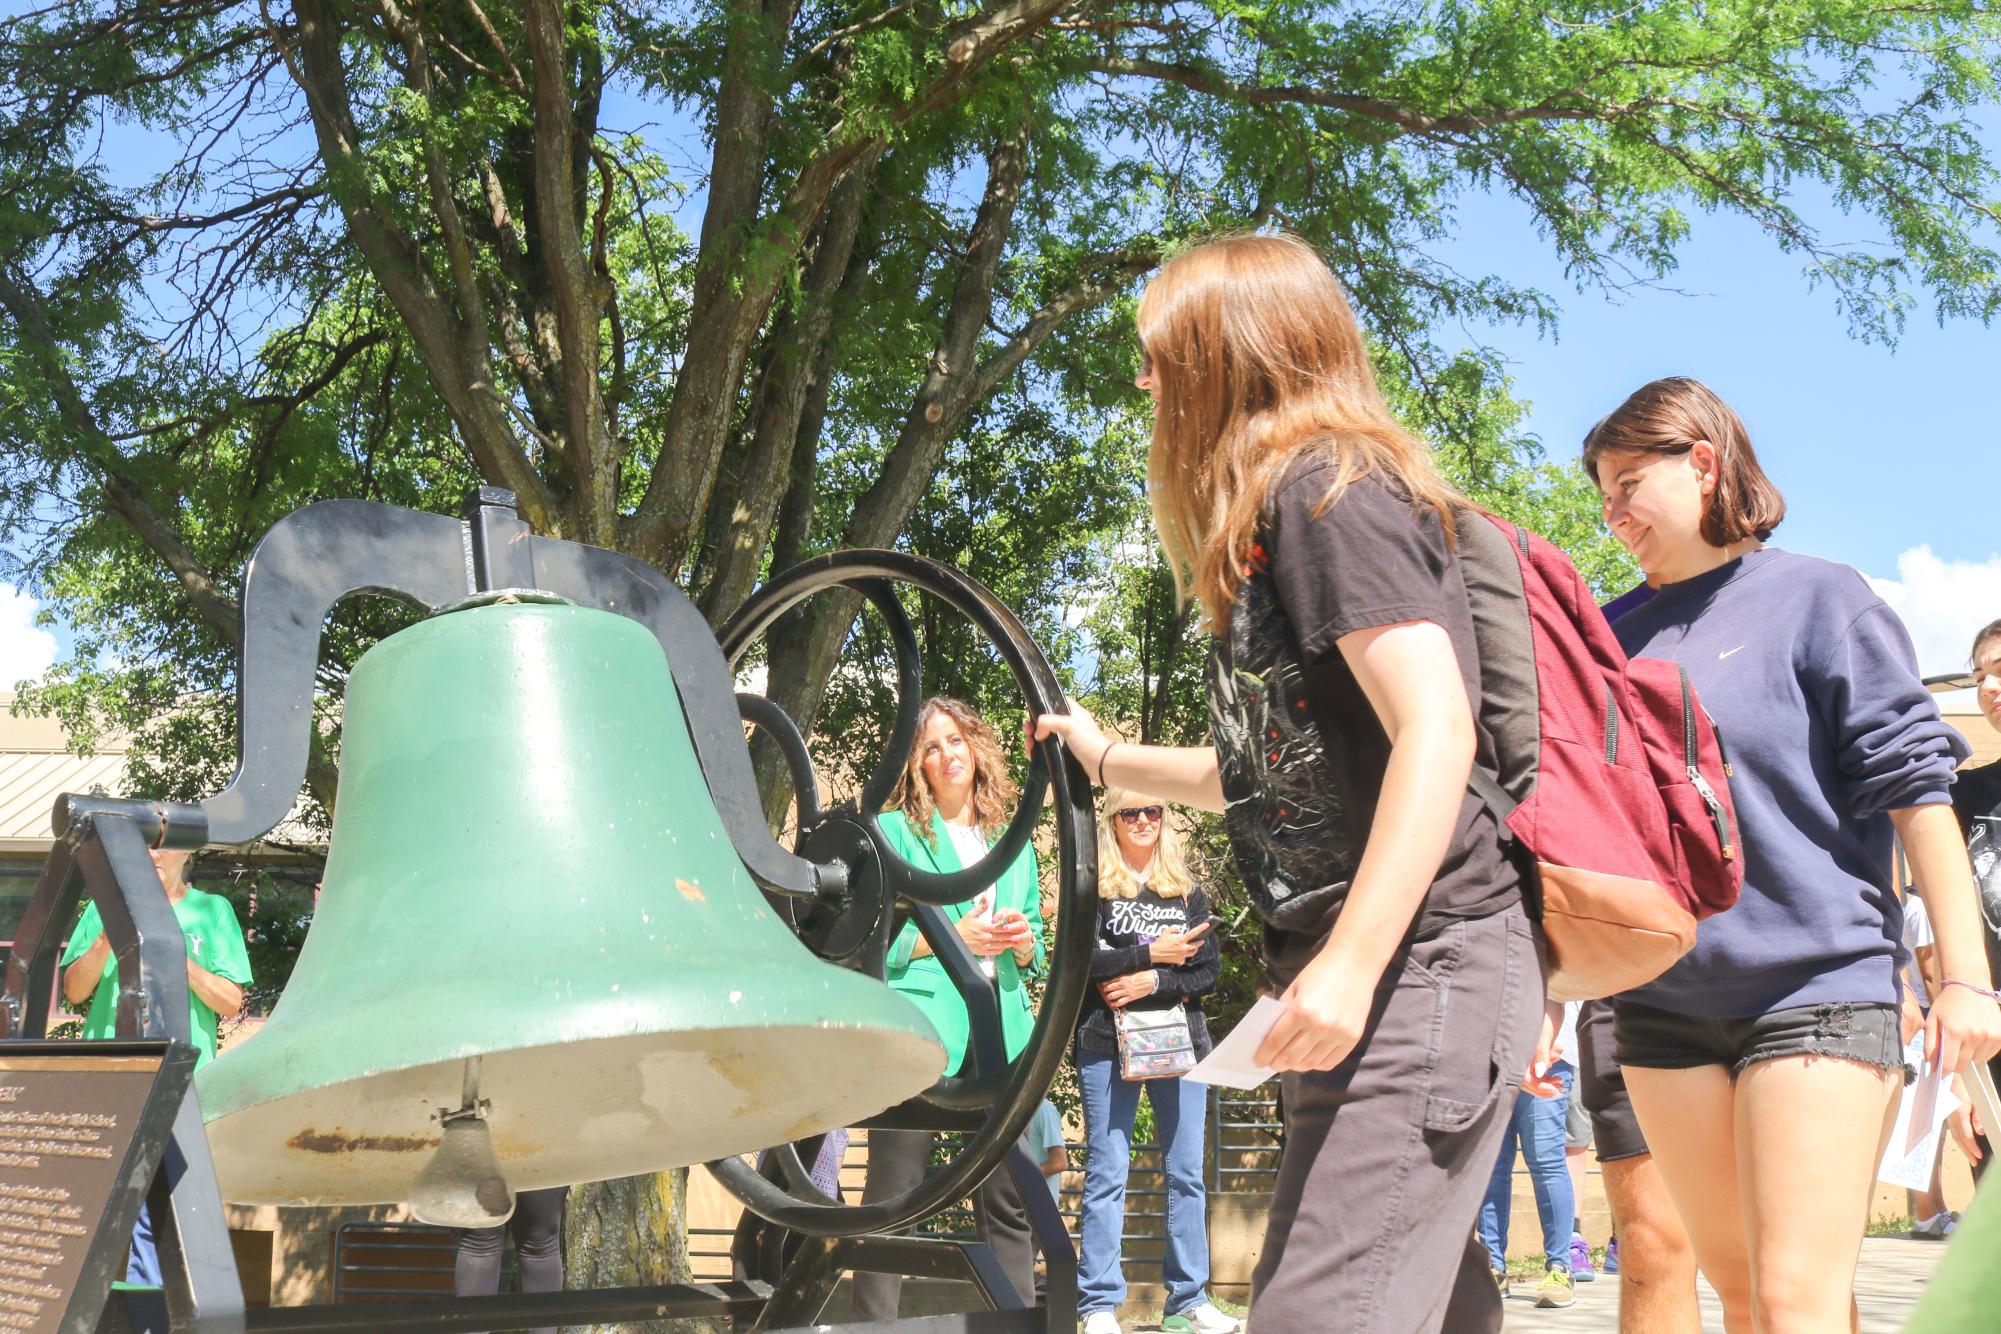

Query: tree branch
[
  {"left": 967, "top": 247, "right": 1160, "bottom": 405},
  {"left": 0, "top": 266, "right": 242, "bottom": 650},
  {"left": 524, "top": 0, "right": 616, "bottom": 543},
  {"left": 624, "top": 0, "right": 1073, "bottom": 569},
  {"left": 373, "top": 0, "right": 493, "bottom": 360},
  {"left": 843, "top": 128, "right": 1030, "bottom": 551},
  {"left": 276, "top": 0, "right": 559, "bottom": 531},
  {"left": 1092, "top": 55, "right": 1621, "bottom": 137},
  {"left": 620, "top": 0, "right": 800, "bottom": 571},
  {"left": 54, "top": 184, "right": 326, "bottom": 239},
  {"left": 695, "top": 147, "right": 881, "bottom": 621}
]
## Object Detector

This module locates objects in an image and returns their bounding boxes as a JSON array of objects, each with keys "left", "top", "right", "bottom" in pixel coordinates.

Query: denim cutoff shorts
[{"left": 1612, "top": 998, "right": 1913, "bottom": 1084}]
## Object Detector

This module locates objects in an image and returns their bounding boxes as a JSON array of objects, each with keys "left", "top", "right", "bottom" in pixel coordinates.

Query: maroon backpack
[{"left": 1459, "top": 512, "right": 1743, "bottom": 1001}]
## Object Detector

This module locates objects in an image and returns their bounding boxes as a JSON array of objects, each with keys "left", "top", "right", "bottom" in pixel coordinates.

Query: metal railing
[
  {"left": 690, "top": 1224, "right": 737, "bottom": 1278},
  {"left": 1207, "top": 1086, "right": 1283, "bottom": 1194}
]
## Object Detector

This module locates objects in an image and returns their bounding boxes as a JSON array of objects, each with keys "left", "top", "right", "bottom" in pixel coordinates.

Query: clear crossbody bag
[{"left": 1114, "top": 1003, "right": 1197, "bottom": 1081}]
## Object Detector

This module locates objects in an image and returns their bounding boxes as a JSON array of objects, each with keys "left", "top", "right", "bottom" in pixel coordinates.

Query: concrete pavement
[{"left": 1501, "top": 1235, "right": 1945, "bottom": 1332}]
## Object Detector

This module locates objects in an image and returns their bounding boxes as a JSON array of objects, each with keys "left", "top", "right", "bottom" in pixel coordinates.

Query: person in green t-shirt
[
  {"left": 58, "top": 844, "right": 251, "bottom": 1285},
  {"left": 59, "top": 847, "right": 251, "bottom": 1068}
]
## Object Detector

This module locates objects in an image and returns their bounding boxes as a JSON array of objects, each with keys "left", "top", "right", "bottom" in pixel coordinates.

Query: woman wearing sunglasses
[{"left": 1073, "top": 786, "right": 1234, "bottom": 1334}]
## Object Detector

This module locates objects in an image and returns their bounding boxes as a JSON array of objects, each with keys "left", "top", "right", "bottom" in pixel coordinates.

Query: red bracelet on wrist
[{"left": 1942, "top": 978, "right": 2001, "bottom": 1003}]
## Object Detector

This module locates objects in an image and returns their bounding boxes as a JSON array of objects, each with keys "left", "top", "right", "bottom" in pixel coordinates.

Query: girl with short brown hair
[{"left": 1587, "top": 377, "right": 2001, "bottom": 1330}]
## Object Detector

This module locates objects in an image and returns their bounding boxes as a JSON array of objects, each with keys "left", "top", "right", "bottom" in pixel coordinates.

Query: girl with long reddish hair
[{"left": 1036, "top": 233, "right": 1541, "bottom": 1333}]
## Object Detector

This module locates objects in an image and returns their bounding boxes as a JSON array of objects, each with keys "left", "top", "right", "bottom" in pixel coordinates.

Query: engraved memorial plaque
[{"left": 0, "top": 1043, "right": 187, "bottom": 1334}]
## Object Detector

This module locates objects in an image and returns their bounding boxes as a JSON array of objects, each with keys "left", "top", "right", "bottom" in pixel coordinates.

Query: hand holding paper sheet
[
  {"left": 1187, "top": 996, "right": 1285, "bottom": 1089},
  {"left": 1878, "top": 1033, "right": 1960, "bottom": 1192}
]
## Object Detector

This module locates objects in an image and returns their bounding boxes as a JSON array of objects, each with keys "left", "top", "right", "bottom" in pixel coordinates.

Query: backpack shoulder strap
[{"left": 1468, "top": 767, "right": 1518, "bottom": 824}]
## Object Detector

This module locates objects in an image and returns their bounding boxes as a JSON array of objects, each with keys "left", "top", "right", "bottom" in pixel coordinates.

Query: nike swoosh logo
[{"left": 1719, "top": 645, "right": 1746, "bottom": 659}]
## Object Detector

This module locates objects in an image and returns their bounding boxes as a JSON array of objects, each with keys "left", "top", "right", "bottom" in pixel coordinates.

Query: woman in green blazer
[{"left": 852, "top": 696, "right": 1045, "bottom": 1320}]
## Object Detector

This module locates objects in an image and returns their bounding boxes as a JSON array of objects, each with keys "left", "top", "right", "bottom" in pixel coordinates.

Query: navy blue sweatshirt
[{"left": 1609, "top": 548, "right": 1969, "bottom": 1016}]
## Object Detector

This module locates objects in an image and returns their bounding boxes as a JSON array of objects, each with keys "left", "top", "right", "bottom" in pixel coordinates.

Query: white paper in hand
[
  {"left": 1187, "top": 996, "right": 1285, "bottom": 1089},
  {"left": 1877, "top": 1032, "right": 1957, "bottom": 1192}
]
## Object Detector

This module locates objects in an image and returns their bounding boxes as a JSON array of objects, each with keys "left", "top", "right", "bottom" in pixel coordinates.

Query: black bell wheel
[{"left": 704, "top": 550, "right": 1097, "bottom": 1237}]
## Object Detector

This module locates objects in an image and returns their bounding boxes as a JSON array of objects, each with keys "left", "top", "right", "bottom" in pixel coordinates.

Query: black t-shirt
[
  {"left": 1952, "top": 760, "right": 2001, "bottom": 980},
  {"left": 1206, "top": 458, "right": 1521, "bottom": 982},
  {"left": 1074, "top": 882, "right": 1219, "bottom": 1056}
]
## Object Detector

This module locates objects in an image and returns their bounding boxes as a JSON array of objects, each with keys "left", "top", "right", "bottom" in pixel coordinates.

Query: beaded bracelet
[{"left": 1942, "top": 978, "right": 2001, "bottom": 1003}]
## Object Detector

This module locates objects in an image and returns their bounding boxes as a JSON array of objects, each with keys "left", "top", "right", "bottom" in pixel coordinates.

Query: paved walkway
[{"left": 1501, "top": 1236, "right": 1945, "bottom": 1332}]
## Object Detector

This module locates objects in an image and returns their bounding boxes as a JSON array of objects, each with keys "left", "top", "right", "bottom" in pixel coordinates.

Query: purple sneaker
[
  {"left": 1603, "top": 1237, "right": 1620, "bottom": 1275},
  {"left": 1568, "top": 1233, "right": 1596, "bottom": 1282}
]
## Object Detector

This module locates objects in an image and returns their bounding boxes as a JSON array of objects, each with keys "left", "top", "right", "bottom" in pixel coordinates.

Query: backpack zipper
[
  {"left": 1602, "top": 682, "right": 1619, "bottom": 764},
  {"left": 1514, "top": 524, "right": 1531, "bottom": 561},
  {"left": 1680, "top": 667, "right": 1735, "bottom": 860}
]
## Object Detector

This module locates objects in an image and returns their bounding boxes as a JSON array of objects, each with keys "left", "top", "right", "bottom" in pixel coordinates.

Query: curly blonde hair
[
  {"left": 888, "top": 697, "right": 1019, "bottom": 845},
  {"left": 1097, "top": 786, "right": 1193, "bottom": 900}
]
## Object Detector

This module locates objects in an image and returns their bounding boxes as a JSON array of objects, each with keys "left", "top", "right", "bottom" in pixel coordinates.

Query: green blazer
[{"left": 877, "top": 810, "right": 1044, "bottom": 1077}]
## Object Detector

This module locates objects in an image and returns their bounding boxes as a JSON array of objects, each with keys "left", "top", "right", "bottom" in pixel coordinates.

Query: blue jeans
[
  {"left": 1477, "top": 1058, "right": 1575, "bottom": 1273},
  {"left": 126, "top": 1203, "right": 161, "bottom": 1286},
  {"left": 1076, "top": 1047, "right": 1210, "bottom": 1317}
]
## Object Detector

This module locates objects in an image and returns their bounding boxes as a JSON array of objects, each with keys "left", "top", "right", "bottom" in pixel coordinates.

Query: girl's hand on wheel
[{"left": 1028, "top": 699, "right": 1112, "bottom": 784}]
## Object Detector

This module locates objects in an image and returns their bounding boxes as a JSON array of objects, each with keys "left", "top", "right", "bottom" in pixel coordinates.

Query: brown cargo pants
[{"left": 1250, "top": 904, "right": 1543, "bottom": 1334}]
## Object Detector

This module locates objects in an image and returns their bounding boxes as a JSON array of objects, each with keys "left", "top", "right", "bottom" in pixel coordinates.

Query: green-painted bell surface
[{"left": 197, "top": 600, "right": 945, "bottom": 1206}]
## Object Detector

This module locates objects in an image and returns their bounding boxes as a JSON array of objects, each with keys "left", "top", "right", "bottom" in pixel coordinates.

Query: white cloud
[
  {"left": 1865, "top": 546, "right": 2001, "bottom": 709},
  {"left": 0, "top": 584, "right": 58, "bottom": 691}
]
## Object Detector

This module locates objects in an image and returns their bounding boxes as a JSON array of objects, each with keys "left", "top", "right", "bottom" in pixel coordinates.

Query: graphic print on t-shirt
[
  {"left": 1207, "top": 546, "right": 1353, "bottom": 932},
  {"left": 1103, "top": 895, "right": 1192, "bottom": 943},
  {"left": 1971, "top": 815, "right": 2001, "bottom": 935},
  {"left": 1952, "top": 763, "right": 2001, "bottom": 971}
]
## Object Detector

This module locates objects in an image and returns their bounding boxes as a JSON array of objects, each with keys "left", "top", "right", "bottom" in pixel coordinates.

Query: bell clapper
[{"left": 409, "top": 1056, "right": 517, "bottom": 1228}]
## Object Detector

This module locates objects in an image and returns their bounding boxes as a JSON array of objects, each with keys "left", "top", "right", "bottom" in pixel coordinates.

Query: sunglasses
[{"left": 1115, "top": 805, "right": 1164, "bottom": 825}]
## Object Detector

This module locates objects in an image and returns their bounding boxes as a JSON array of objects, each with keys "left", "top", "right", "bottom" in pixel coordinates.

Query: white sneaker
[
  {"left": 1166, "top": 1303, "right": 1243, "bottom": 1334},
  {"left": 1913, "top": 1210, "right": 1960, "bottom": 1239},
  {"left": 1081, "top": 1313, "right": 1122, "bottom": 1334}
]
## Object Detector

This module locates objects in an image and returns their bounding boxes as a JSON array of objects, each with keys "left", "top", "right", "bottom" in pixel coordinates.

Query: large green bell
[{"left": 196, "top": 599, "right": 945, "bottom": 1209}]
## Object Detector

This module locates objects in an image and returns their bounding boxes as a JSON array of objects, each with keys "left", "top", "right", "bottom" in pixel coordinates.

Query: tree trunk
[
  {"left": 762, "top": 128, "right": 1029, "bottom": 755},
  {"left": 694, "top": 151, "right": 880, "bottom": 622},
  {"left": 561, "top": 1169, "right": 718, "bottom": 1333}
]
